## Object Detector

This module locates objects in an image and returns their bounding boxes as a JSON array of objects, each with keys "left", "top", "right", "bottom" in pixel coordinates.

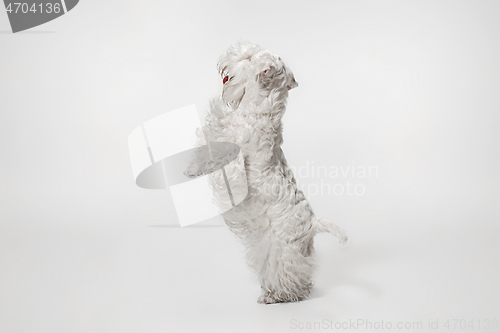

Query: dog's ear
[{"left": 224, "top": 85, "right": 245, "bottom": 110}]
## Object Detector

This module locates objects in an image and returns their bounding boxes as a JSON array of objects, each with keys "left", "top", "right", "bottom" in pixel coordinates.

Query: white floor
[{"left": 1, "top": 204, "right": 499, "bottom": 333}]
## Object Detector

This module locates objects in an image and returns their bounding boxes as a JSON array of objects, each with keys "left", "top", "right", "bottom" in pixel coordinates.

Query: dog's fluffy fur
[{"left": 186, "top": 42, "right": 347, "bottom": 304}]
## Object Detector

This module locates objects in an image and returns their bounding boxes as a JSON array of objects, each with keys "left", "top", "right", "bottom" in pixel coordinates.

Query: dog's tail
[{"left": 313, "top": 217, "right": 348, "bottom": 245}]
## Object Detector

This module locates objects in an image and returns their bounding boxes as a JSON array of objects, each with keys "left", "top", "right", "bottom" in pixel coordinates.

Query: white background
[{"left": 1, "top": 1, "right": 499, "bottom": 332}]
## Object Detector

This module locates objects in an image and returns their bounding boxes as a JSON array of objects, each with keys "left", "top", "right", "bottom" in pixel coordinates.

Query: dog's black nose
[{"left": 287, "top": 81, "right": 299, "bottom": 90}]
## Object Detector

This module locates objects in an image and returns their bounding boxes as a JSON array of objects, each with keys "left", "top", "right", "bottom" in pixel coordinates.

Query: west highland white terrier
[{"left": 186, "top": 42, "right": 347, "bottom": 304}]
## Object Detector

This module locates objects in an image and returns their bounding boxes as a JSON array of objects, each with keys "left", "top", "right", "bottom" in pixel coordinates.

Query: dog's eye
[{"left": 223, "top": 76, "right": 229, "bottom": 84}]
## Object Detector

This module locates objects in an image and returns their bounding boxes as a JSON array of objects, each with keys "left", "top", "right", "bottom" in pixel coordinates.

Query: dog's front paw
[
  {"left": 338, "top": 231, "right": 348, "bottom": 245},
  {"left": 183, "top": 164, "right": 203, "bottom": 178}
]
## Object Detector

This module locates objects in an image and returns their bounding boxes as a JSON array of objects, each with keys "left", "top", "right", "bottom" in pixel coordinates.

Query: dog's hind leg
[
  {"left": 313, "top": 217, "right": 348, "bottom": 245},
  {"left": 256, "top": 241, "right": 314, "bottom": 304}
]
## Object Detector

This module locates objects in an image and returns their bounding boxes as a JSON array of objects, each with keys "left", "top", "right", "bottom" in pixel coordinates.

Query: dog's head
[{"left": 217, "top": 42, "right": 298, "bottom": 110}]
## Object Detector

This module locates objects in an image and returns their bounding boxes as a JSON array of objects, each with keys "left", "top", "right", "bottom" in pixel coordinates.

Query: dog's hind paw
[{"left": 257, "top": 295, "right": 279, "bottom": 304}]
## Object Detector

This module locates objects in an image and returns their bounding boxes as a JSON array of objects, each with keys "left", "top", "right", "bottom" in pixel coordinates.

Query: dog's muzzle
[{"left": 287, "top": 81, "right": 299, "bottom": 90}]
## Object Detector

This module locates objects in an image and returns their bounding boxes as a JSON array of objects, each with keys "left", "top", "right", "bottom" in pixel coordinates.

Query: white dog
[{"left": 186, "top": 42, "right": 347, "bottom": 304}]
